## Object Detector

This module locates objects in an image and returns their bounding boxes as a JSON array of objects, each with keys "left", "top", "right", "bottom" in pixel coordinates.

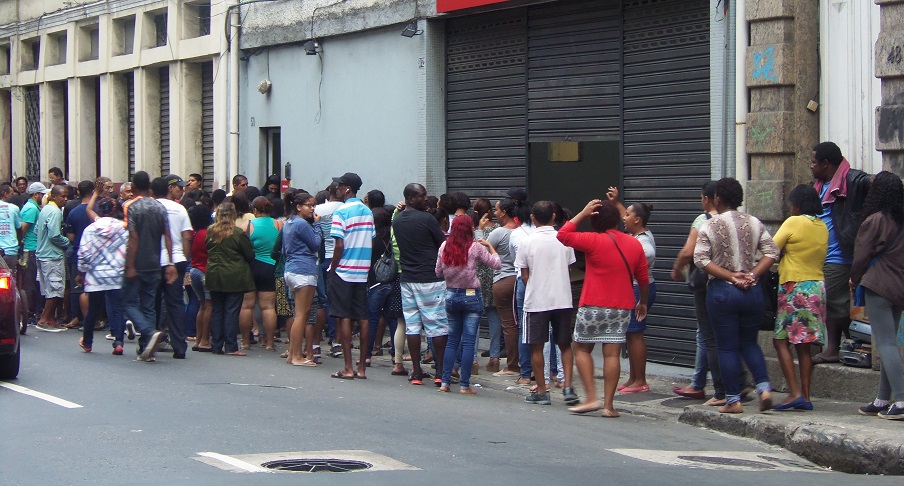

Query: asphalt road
[{"left": 2, "top": 329, "right": 900, "bottom": 485}]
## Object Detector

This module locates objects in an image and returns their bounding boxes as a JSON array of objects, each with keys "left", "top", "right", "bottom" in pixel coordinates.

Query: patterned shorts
[
  {"left": 775, "top": 280, "right": 826, "bottom": 345},
  {"left": 573, "top": 306, "right": 631, "bottom": 344},
  {"left": 402, "top": 281, "right": 449, "bottom": 338}
]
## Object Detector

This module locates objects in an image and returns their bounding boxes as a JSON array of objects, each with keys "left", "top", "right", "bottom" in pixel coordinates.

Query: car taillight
[{"left": 0, "top": 275, "right": 10, "bottom": 290}]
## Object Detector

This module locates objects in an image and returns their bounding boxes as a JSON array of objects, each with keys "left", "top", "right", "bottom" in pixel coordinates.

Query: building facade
[{"left": 0, "top": 0, "right": 229, "bottom": 190}]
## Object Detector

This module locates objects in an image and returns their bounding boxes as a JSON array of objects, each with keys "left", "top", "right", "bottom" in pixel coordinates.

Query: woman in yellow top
[{"left": 771, "top": 184, "right": 828, "bottom": 411}]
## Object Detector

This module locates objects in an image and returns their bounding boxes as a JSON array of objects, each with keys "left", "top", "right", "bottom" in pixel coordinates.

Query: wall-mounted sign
[{"left": 437, "top": 0, "right": 511, "bottom": 13}]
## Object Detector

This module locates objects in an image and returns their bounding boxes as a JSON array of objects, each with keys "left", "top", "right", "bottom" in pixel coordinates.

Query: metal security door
[
  {"left": 127, "top": 73, "right": 135, "bottom": 180},
  {"left": 159, "top": 66, "right": 170, "bottom": 176},
  {"left": 445, "top": 10, "right": 527, "bottom": 199},
  {"left": 201, "top": 62, "right": 214, "bottom": 192},
  {"left": 24, "top": 86, "right": 40, "bottom": 182},
  {"left": 623, "top": 0, "right": 711, "bottom": 366}
]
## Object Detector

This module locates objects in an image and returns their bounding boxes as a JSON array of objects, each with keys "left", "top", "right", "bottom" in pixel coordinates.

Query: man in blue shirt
[
  {"left": 810, "top": 142, "right": 871, "bottom": 363},
  {"left": 20, "top": 182, "right": 48, "bottom": 327},
  {"left": 0, "top": 183, "right": 21, "bottom": 270}
]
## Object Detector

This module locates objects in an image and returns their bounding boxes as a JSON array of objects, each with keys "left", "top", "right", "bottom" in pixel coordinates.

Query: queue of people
[{"left": 2, "top": 139, "right": 902, "bottom": 421}]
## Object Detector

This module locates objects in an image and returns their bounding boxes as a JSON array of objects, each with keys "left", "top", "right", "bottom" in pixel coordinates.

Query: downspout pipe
[
  {"left": 735, "top": 0, "right": 749, "bottom": 186},
  {"left": 228, "top": 2, "right": 240, "bottom": 189}
]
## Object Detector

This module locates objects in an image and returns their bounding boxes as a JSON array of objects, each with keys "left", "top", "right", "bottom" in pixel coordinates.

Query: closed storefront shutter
[
  {"left": 127, "top": 72, "right": 135, "bottom": 181},
  {"left": 159, "top": 66, "right": 170, "bottom": 177},
  {"left": 527, "top": 0, "right": 621, "bottom": 141},
  {"left": 445, "top": 10, "right": 527, "bottom": 199},
  {"left": 201, "top": 61, "right": 214, "bottom": 192},
  {"left": 623, "top": 0, "right": 711, "bottom": 365}
]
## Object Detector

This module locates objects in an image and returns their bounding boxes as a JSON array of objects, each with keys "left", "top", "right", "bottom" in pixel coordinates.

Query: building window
[
  {"left": 47, "top": 31, "right": 67, "bottom": 65},
  {"left": 0, "top": 42, "right": 11, "bottom": 75},
  {"left": 183, "top": 1, "right": 212, "bottom": 39},
  {"left": 113, "top": 16, "right": 136, "bottom": 55},
  {"left": 79, "top": 24, "right": 100, "bottom": 61},
  {"left": 155, "top": 13, "right": 168, "bottom": 47},
  {"left": 24, "top": 86, "right": 40, "bottom": 181},
  {"left": 20, "top": 38, "right": 39, "bottom": 71}
]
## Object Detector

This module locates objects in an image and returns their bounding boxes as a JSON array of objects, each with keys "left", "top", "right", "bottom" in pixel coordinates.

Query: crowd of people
[{"left": 0, "top": 139, "right": 901, "bottom": 420}]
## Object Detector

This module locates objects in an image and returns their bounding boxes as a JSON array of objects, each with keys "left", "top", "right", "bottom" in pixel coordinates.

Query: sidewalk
[{"left": 370, "top": 342, "right": 904, "bottom": 476}]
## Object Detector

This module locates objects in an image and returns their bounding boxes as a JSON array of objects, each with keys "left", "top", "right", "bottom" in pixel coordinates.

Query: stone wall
[
  {"left": 745, "top": 0, "right": 820, "bottom": 222},
  {"left": 875, "top": 0, "right": 904, "bottom": 176}
]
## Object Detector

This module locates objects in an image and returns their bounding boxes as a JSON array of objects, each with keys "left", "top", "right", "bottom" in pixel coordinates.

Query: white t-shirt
[
  {"left": 509, "top": 222, "right": 535, "bottom": 278},
  {"left": 635, "top": 231, "right": 656, "bottom": 284},
  {"left": 157, "top": 198, "right": 192, "bottom": 265},
  {"left": 513, "top": 226, "right": 575, "bottom": 312},
  {"left": 315, "top": 200, "right": 343, "bottom": 259}
]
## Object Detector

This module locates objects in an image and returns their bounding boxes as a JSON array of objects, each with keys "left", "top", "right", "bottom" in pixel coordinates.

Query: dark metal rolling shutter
[
  {"left": 527, "top": 0, "right": 621, "bottom": 141},
  {"left": 623, "top": 0, "right": 711, "bottom": 366},
  {"left": 201, "top": 62, "right": 214, "bottom": 192},
  {"left": 127, "top": 72, "right": 135, "bottom": 180},
  {"left": 445, "top": 10, "right": 527, "bottom": 199},
  {"left": 159, "top": 66, "right": 170, "bottom": 176}
]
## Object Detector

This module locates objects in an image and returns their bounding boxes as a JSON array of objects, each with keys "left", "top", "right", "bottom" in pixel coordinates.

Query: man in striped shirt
[{"left": 327, "top": 172, "right": 375, "bottom": 379}]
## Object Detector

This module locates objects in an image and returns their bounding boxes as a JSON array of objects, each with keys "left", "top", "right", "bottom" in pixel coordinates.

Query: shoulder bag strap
[{"left": 606, "top": 232, "right": 634, "bottom": 287}]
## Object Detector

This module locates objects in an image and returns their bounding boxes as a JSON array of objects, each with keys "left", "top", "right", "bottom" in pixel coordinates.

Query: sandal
[
  {"left": 228, "top": 351, "right": 247, "bottom": 356},
  {"left": 408, "top": 372, "right": 424, "bottom": 385},
  {"left": 568, "top": 401, "right": 602, "bottom": 414},
  {"left": 331, "top": 371, "right": 355, "bottom": 380},
  {"left": 291, "top": 359, "right": 317, "bottom": 367},
  {"left": 391, "top": 368, "right": 409, "bottom": 376}
]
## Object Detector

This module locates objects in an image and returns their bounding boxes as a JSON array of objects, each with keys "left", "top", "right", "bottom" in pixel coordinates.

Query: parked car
[{"left": 0, "top": 255, "right": 22, "bottom": 379}]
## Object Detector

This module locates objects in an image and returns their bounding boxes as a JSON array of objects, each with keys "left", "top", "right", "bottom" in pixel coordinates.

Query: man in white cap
[{"left": 19, "top": 182, "right": 49, "bottom": 327}]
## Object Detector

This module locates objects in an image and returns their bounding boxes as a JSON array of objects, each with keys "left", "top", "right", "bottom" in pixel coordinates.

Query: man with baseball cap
[
  {"left": 19, "top": 182, "right": 49, "bottom": 327},
  {"left": 327, "top": 172, "right": 374, "bottom": 379},
  {"left": 153, "top": 175, "right": 192, "bottom": 359}
]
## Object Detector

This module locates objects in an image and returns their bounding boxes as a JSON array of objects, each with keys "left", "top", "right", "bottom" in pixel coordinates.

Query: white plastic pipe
[
  {"left": 228, "top": 3, "right": 240, "bottom": 189},
  {"left": 735, "top": 0, "right": 748, "bottom": 186}
]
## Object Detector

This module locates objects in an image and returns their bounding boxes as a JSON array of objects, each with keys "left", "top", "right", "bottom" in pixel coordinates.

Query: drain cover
[
  {"left": 261, "top": 459, "right": 372, "bottom": 473},
  {"left": 677, "top": 455, "right": 776, "bottom": 470}
]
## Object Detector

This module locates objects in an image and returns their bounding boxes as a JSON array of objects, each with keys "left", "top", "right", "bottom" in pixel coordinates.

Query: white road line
[
  {"left": 197, "top": 452, "right": 272, "bottom": 473},
  {"left": 0, "top": 381, "right": 83, "bottom": 409}
]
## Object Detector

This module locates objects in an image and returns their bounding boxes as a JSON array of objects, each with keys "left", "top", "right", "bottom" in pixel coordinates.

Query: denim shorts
[{"left": 189, "top": 267, "right": 210, "bottom": 300}]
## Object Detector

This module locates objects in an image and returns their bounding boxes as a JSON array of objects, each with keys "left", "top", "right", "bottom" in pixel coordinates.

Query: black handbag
[
  {"left": 759, "top": 269, "right": 780, "bottom": 331},
  {"left": 687, "top": 213, "right": 713, "bottom": 291},
  {"left": 372, "top": 238, "right": 397, "bottom": 284}
]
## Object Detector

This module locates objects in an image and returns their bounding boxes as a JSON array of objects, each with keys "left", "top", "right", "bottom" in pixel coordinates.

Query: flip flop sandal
[
  {"left": 332, "top": 371, "right": 355, "bottom": 380},
  {"left": 291, "top": 360, "right": 317, "bottom": 367},
  {"left": 228, "top": 351, "right": 247, "bottom": 356},
  {"left": 408, "top": 373, "right": 424, "bottom": 385},
  {"left": 354, "top": 371, "right": 367, "bottom": 380},
  {"left": 391, "top": 368, "right": 409, "bottom": 376},
  {"left": 196, "top": 347, "right": 212, "bottom": 353}
]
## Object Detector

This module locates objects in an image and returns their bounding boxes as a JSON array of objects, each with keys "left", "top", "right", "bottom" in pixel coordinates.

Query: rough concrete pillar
[
  {"left": 100, "top": 73, "right": 130, "bottom": 183},
  {"left": 744, "top": 0, "right": 820, "bottom": 223},
  {"left": 72, "top": 77, "right": 99, "bottom": 182},
  {"left": 172, "top": 61, "right": 202, "bottom": 179},
  {"left": 45, "top": 82, "right": 68, "bottom": 179},
  {"left": 875, "top": 0, "right": 904, "bottom": 176},
  {"left": 135, "top": 67, "right": 162, "bottom": 175},
  {"left": 0, "top": 90, "right": 11, "bottom": 182},
  {"left": 419, "top": 19, "right": 446, "bottom": 197},
  {"left": 10, "top": 88, "right": 27, "bottom": 180}
]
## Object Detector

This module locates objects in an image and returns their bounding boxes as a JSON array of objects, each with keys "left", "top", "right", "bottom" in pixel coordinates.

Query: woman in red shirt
[
  {"left": 188, "top": 205, "right": 213, "bottom": 352},
  {"left": 557, "top": 199, "right": 649, "bottom": 418}
]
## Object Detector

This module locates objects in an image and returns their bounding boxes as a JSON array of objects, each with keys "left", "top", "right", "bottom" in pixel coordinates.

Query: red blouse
[{"left": 191, "top": 228, "right": 209, "bottom": 273}]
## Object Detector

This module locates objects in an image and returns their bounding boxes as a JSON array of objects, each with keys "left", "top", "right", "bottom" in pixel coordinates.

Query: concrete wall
[
  {"left": 239, "top": 23, "right": 428, "bottom": 204},
  {"left": 875, "top": 0, "right": 904, "bottom": 175},
  {"left": 0, "top": 0, "right": 228, "bottom": 186}
]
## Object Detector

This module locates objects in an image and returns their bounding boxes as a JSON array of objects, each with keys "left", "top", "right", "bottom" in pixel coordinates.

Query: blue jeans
[
  {"left": 156, "top": 261, "right": 189, "bottom": 354},
  {"left": 185, "top": 282, "right": 199, "bottom": 338},
  {"left": 210, "top": 291, "right": 243, "bottom": 353},
  {"left": 122, "top": 270, "right": 162, "bottom": 352},
  {"left": 485, "top": 306, "right": 502, "bottom": 358},
  {"left": 81, "top": 289, "right": 124, "bottom": 348},
  {"left": 442, "top": 289, "right": 483, "bottom": 388},
  {"left": 366, "top": 282, "right": 399, "bottom": 359},
  {"left": 319, "top": 260, "right": 336, "bottom": 342},
  {"left": 706, "top": 280, "right": 771, "bottom": 404},
  {"left": 515, "top": 276, "right": 532, "bottom": 378}
]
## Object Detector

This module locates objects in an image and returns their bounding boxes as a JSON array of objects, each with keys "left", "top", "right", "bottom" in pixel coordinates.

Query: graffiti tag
[
  {"left": 749, "top": 117, "right": 774, "bottom": 151},
  {"left": 752, "top": 46, "right": 778, "bottom": 83}
]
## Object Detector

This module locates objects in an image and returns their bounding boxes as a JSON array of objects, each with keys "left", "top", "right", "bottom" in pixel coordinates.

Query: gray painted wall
[{"left": 239, "top": 24, "right": 423, "bottom": 204}]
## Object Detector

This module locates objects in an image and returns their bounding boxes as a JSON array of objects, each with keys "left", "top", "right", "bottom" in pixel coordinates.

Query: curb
[{"left": 678, "top": 406, "right": 904, "bottom": 475}]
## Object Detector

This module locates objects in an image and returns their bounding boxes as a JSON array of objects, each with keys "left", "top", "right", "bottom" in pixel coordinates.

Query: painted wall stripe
[{"left": 197, "top": 452, "right": 272, "bottom": 473}]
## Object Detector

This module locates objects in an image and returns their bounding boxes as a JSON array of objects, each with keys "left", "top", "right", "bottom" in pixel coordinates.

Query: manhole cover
[
  {"left": 261, "top": 459, "right": 372, "bottom": 473},
  {"left": 677, "top": 455, "right": 776, "bottom": 470}
]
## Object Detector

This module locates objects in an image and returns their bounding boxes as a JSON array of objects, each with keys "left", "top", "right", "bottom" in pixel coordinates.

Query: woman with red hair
[{"left": 435, "top": 215, "right": 501, "bottom": 394}]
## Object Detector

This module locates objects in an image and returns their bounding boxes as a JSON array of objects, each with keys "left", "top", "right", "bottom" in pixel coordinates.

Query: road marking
[
  {"left": 608, "top": 449, "right": 828, "bottom": 473},
  {"left": 197, "top": 452, "right": 273, "bottom": 473},
  {"left": 0, "top": 381, "right": 83, "bottom": 409}
]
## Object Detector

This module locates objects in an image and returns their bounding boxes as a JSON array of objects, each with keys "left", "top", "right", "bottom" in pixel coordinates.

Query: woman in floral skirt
[{"left": 771, "top": 184, "right": 828, "bottom": 411}]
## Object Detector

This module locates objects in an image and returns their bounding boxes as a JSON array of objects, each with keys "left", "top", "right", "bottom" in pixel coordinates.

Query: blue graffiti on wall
[{"left": 752, "top": 45, "right": 778, "bottom": 83}]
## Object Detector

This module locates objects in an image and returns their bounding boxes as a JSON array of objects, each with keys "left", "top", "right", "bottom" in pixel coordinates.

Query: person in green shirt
[
  {"left": 19, "top": 182, "right": 49, "bottom": 326},
  {"left": 35, "top": 185, "right": 71, "bottom": 331}
]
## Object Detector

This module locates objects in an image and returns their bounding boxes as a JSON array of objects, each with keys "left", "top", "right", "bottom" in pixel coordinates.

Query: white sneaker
[
  {"left": 105, "top": 334, "right": 115, "bottom": 341},
  {"left": 126, "top": 320, "right": 136, "bottom": 340},
  {"left": 139, "top": 331, "right": 163, "bottom": 362}
]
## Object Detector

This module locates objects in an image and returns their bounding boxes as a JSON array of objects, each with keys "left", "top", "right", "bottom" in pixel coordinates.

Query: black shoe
[
  {"left": 524, "top": 391, "right": 551, "bottom": 405},
  {"left": 211, "top": 349, "right": 225, "bottom": 355},
  {"left": 878, "top": 403, "right": 904, "bottom": 420},
  {"left": 480, "top": 350, "right": 490, "bottom": 358},
  {"left": 173, "top": 352, "right": 186, "bottom": 359},
  {"left": 563, "top": 387, "right": 579, "bottom": 405},
  {"left": 859, "top": 402, "right": 889, "bottom": 416}
]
